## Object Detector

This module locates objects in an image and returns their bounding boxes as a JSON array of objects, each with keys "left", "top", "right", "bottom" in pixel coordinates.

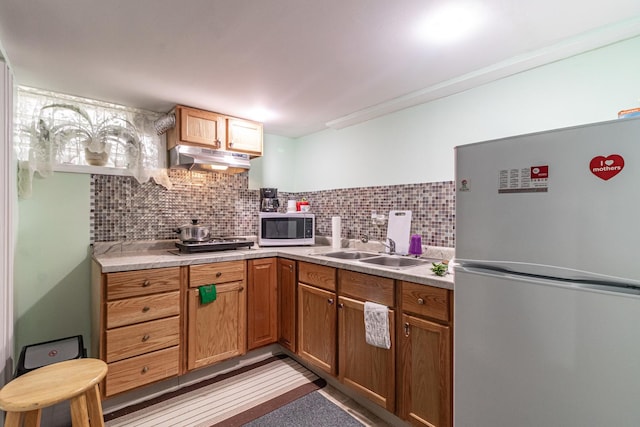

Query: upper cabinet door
[
  {"left": 226, "top": 117, "right": 263, "bottom": 156},
  {"left": 179, "top": 106, "right": 226, "bottom": 149}
]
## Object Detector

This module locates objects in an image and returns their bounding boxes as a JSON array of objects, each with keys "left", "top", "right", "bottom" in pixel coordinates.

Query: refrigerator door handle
[
  {"left": 455, "top": 259, "right": 640, "bottom": 287},
  {"left": 457, "top": 265, "right": 640, "bottom": 296}
]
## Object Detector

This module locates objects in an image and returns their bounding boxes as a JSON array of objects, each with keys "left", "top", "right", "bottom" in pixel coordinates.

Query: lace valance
[{"left": 14, "top": 87, "right": 172, "bottom": 197}]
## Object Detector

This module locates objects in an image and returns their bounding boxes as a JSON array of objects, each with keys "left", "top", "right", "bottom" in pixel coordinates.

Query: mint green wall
[
  {"left": 14, "top": 172, "right": 91, "bottom": 356},
  {"left": 283, "top": 35, "right": 640, "bottom": 192},
  {"left": 249, "top": 133, "right": 297, "bottom": 192}
]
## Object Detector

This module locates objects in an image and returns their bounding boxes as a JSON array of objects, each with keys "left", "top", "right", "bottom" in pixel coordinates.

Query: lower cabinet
[
  {"left": 247, "top": 258, "right": 278, "bottom": 350},
  {"left": 95, "top": 256, "right": 453, "bottom": 416},
  {"left": 297, "top": 283, "right": 337, "bottom": 375},
  {"left": 338, "top": 296, "right": 395, "bottom": 411},
  {"left": 338, "top": 269, "right": 396, "bottom": 412},
  {"left": 100, "top": 266, "right": 181, "bottom": 397},
  {"left": 187, "top": 261, "right": 247, "bottom": 370},
  {"left": 106, "top": 347, "right": 180, "bottom": 397},
  {"left": 277, "top": 258, "right": 297, "bottom": 352},
  {"left": 399, "top": 314, "right": 451, "bottom": 427},
  {"left": 398, "top": 280, "right": 453, "bottom": 427},
  {"left": 297, "top": 262, "right": 337, "bottom": 375}
]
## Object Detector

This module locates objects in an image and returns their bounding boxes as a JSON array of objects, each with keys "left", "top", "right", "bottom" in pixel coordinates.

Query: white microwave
[{"left": 258, "top": 212, "right": 315, "bottom": 246}]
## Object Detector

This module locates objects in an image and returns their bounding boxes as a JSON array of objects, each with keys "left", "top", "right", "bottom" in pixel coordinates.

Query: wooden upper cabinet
[
  {"left": 166, "top": 105, "right": 263, "bottom": 157},
  {"left": 166, "top": 105, "right": 226, "bottom": 150},
  {"left": 226, "top": 117, "right": 263, "bottom": 156}
]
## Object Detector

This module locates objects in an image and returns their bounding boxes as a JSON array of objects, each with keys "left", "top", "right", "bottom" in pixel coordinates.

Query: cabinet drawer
[
  {"left": 338, "top": 270, "right": 394, "bottom": 307},
  {"left": 106, "top": 267, "right": 180, "bottom": 300},
  {"left": 298, "top": 261, "right": 336, "bottom": 292},
  {"left": 106, "top": 291, "right": 180, "bottom": 328},
  {"left": 190, "top": 261, "right": 245, "bottom": 287},
  {"left": 105, "top": 316, "right": 180, "bottom": 363},
  {"left": 400, "top": 281, "right": 451, "bottom": 322},
  {"left": 104, "top": 346, "right": 179, "bottom": 397}
]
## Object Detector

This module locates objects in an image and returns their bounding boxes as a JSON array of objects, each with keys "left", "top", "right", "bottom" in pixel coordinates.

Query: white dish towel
[{"left": 364, "top": 301, "right": 391, "bottom": 349}]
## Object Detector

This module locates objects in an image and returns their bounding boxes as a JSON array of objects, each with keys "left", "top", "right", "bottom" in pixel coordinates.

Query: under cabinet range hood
[{"left": 168, "top": 145, "right": 250, "bottom": 173}]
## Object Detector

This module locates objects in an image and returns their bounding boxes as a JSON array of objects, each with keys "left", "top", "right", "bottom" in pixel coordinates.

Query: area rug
[
  {"left": 104, "top": 355, "right": 327, "bottom": 427},
  {"left": 240, "top": 390, "right": 364, "bottom": 427}
]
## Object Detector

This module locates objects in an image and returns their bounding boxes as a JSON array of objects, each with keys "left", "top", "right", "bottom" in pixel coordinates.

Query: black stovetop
[{"left": 174, "top": 237, "right": 254, "bottom": 254}]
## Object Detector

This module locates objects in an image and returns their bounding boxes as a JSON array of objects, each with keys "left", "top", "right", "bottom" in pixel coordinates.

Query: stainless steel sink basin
[
  {"left": 359, "top": 256, "right": 431, "bottom": 268},
  {"left": 322, "top": 251, "right": 379, "bottom": 260},
  {"left": 319, "top": 251, "right": 449, "bottom": 270}
]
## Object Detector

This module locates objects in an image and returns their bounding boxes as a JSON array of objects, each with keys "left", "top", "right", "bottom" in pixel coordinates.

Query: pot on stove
[{"left": 174, "top": 219, "right": 211, "bottom": 242}]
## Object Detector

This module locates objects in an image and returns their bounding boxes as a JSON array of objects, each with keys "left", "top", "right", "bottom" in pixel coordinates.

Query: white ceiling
[{"left": 0, "top": 1, "right": 639, "bottom": 138}]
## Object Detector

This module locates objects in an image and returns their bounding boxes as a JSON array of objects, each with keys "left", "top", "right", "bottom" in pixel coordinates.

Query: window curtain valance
[{"left": 14, "top": 86, "right": 172, "bottom": 198}]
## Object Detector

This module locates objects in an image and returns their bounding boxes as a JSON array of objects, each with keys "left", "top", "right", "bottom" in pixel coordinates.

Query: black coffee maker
[{"left": 260, "top": 188, "right": 280, "bottom": 212}]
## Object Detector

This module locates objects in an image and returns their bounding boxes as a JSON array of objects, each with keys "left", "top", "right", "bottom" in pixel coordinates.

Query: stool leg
[
  {"left": 70, "top": 393, "right": 90, "bottom": 427},
  {"left": 85, "top": 384, "right": 105, "bottom": 427},
  {"left": 4, "top": 412, "right": 22, "bottom": 427},
  {"left": 23, "top": 409, "right": 42, "bottom": 426}
]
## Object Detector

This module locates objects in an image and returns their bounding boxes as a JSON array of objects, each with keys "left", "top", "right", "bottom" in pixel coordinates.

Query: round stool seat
[{"left": 0, "top": 358, "right": 108, "bottom": 427}]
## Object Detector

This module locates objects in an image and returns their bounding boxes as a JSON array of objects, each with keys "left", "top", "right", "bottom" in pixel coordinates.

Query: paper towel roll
[{"left": 332, "top": 216, "right": 341, "bottom": 249}]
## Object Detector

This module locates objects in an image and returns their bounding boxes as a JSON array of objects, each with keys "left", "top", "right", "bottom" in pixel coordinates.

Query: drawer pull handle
[
  {"left": 289, "top": 265, "right": 293, "bottom": 272},
  {"left": 142, "top": 280, "right": 151, "bottom": 287},
  {"left": 404, "top": 322, "right": 410, "bottom": 337},
  {"left": 337, "top": 303, "right": 344, "bottom": 309},
  {"left": 328, "top": 298, "right": 334, "bottom": 305},
  {"left": 141, "top": 366, "right": 149, "bottom": 374},
  {"left": 216, "top": 272, "right": 222, "bottom": 278},
  {"left": 142, "top": 306, "right": 150, "bottom": 313},
  {"left": 417, "top": 298, "right": 425, "bottom": 305},
  {"left": 142, "top": 334, "right": 150, "bottom": 342}
]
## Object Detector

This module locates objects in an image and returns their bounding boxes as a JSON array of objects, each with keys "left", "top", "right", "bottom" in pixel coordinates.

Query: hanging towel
[
  {"left": 364, "top": 301, "right": 391, "bottom": 349},
  {"left": 199, "top": 284, "right": 217, "bottom": 304}
]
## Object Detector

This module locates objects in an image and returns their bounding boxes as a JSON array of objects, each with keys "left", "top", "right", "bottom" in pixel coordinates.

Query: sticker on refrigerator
[
  {"left": 458, "top": 179, "right": 470, "bottom": 192},
  {"left": 590, "top": 154, "right": 624, "bottom": 181},
  {"left": 498, "top": 165, "right": 548, "bottom": 194}
]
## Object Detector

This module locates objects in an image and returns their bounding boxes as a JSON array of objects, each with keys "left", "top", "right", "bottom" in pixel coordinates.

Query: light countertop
[{"left": 92, "top": 240, "right": 454, "bottom": 290}]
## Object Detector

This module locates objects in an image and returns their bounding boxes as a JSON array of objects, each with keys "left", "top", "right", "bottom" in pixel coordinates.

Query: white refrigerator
[{"left": 454, "top": 116, "right": 640, "bottom": 427}]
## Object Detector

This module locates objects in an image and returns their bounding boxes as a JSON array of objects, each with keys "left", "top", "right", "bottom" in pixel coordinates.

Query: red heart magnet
[{"left": 590, "top": 154, "right": 624, "bottom": 180}]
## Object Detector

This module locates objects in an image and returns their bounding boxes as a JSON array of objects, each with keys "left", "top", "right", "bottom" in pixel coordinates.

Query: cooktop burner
[{"left": 175, "top": 237, "right": 254, "bottom": 254}]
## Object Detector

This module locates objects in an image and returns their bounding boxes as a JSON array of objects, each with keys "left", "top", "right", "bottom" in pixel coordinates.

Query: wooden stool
[{"left": 0, "top": 358, "right": 107, "bottom": 427}]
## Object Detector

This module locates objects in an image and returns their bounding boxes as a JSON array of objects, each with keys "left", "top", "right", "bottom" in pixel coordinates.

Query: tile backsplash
[{"left": 91, "top": 170, "right": 455, "bottom": 248}]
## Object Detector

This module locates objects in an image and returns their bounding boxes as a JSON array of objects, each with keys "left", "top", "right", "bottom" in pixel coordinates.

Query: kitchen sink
[
  {"left": 359, "top": 256, "right": 432, "bottom": 268},
  {"left": 319, "top": 251, "right": 448, "bottom": 270},
  {"left": 322, "top": 251, "right": 379, "bottom": 260}
]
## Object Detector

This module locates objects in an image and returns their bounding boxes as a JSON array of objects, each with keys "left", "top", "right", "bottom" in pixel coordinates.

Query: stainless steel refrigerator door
[
  {"left": 454, "top": 267, "right": 640, "bottom": 427},
  {"left": 455, "top": 117, "right": 640, "bottom": 284}
]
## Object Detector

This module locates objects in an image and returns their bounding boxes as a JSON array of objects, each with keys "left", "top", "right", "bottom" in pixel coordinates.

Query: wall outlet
[{"left": 371, "top": 211, "right": 386, "bottom": 226}]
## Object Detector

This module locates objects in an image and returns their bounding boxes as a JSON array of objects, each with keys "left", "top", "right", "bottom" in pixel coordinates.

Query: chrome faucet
[{"left": 380, "top": 238, "right": 396, "bottom": 254}]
